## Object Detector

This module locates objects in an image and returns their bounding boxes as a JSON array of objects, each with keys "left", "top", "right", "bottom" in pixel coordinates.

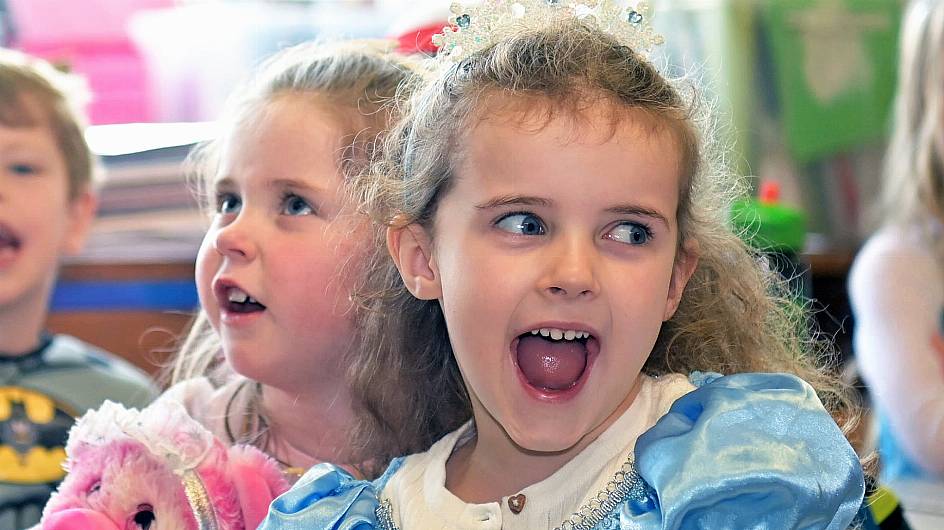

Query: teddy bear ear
[{"left": 226, "top": 445, "right": 291, "bottom": 529}]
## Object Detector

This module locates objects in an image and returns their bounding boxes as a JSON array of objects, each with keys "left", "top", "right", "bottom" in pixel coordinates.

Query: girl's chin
[{"left": 503, "top": 421, "right": 596, "bottom": 455}]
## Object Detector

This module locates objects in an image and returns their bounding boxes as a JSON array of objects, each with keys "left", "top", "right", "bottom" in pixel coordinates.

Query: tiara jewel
[{"left": 432, "top": 0, "right": 664, "bottom": 62}]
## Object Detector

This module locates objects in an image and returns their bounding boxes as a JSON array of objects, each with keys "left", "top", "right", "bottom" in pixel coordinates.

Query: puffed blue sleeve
[
  {"left": 258, "top": 463, "right": 380, "bottom": 530},
  {"left": 622, "top": 373, "right": 865, "bottom": 530}
]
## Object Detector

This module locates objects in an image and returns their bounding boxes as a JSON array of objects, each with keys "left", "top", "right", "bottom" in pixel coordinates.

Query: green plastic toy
[{"left": 730, "top": 180, "right": 806, "bottom": 253}]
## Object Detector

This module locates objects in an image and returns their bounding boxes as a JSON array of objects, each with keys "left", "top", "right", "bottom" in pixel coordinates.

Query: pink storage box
[{"left": 7, "top": 0, "right": 173, "bottom": 124}]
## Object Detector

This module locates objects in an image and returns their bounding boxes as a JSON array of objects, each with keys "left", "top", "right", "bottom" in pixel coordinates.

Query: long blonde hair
[
  {"left": 880, "top": 0, "right": 944, "bottom": 242},
  {"left": 349, "top": 20, "right": 856, "bottom": 469},
  {"left": 169, "top": 41, "right": 423, "bottom": 464}
]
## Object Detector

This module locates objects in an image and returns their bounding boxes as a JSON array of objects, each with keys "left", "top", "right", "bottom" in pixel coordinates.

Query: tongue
[{"left": 516, "top": 335, "right": 588, "bottom": 391}]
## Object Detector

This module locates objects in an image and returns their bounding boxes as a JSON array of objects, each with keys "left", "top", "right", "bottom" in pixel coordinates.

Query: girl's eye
[
  {"left": 281, "top": 194, "right": 314, "bottom": 216},
  {"left": 495, "top": 213, "right": 546, "bottom": 236},
  {"left": 605, "top": 222, "right": 652, "bottom": 245},
  {"left": 8, "top": 163, "right": 37, "bottom": 176},
  {"left": 215, "top": 192, "right": 241, "bottom": 214}
]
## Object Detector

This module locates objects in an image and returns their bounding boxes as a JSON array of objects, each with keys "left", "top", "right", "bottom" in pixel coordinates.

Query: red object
[
  {"left": 932, "top": 331, "right": 944, "bottom": 378},
  {"left": 759, "top": 180, "right": 781, "bottom": 205},
  {"left": 395, "top": 21, "right": 447, "bottom": 55}
]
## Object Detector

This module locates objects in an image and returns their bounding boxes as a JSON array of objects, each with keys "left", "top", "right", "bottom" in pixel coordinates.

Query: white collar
[{"left": 386, "top": 373, "right": 694, "bottom": 530}]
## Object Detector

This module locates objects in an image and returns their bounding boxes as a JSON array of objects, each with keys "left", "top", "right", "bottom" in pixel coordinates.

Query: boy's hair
[
  {"left": 169, "top": 41, "right": 423, "bottom": 475},
  {"left": 880, "top": 0, "right": 944, "bottom": 239},
  {"left": 0, "top": 48, "right": 94, "bottom": 198},
  {"left": 350, "top": 20, "right": 857, "bottom": 467}
]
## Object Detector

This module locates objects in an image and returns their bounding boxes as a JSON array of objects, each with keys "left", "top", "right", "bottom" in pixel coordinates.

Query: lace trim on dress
[{"left": 374, "top": 455, "right": 649, "bottom": 530}]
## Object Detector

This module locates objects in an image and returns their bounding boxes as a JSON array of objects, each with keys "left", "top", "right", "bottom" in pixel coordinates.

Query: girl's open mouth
[
  {"left": 513, "top": 327, "right": 599, "bottom": 394},
  {"left": 219, "top": 284, "right": 267, "bottom": 314}
]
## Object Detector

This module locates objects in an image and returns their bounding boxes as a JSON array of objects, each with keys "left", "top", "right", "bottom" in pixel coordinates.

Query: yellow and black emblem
[{"left": 0, "top": 387, "right": 76, "bottom": 485}]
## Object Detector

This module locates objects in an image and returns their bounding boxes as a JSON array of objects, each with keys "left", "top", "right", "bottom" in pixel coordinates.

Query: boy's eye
[
  {"left": 8, "top": 163, "right": 37, "bottom": 176},
  {"left": 215, "top": 192, "right": 241, "bottom": 214},
  {"left": 495, "top": 212, "right": 546, "bottom": 236},
  {"left": 281, "top": 193, "right": 314, "bottom": 216},
  {"left": 604, "top": 222, "right": 652, "bottom": 245}
]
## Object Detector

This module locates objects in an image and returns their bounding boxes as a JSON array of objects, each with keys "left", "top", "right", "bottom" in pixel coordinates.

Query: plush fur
[{"left": 41, "top": 401, "right": 290, "bottom": 530}]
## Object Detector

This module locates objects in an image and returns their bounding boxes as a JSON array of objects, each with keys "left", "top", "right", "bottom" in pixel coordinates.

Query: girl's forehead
[
  {"left": 461, "top": 93, "right": 684, "bottom": 162},
  {"left": 460, "top": 107, "right": 682, "bottom": 187},
  {"left": 470, "top": 91, "right": 678, "bottom": 140},
  {"left": 214, "top": 101, "right": 347, "bottom": 184},
  {"left": 224, "top": 98, "right": 345, "bottom": 148}
]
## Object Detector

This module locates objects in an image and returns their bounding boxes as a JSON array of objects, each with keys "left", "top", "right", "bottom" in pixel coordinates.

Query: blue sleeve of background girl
[
  {"left": 622, "top": 372, "right": 865, "bottom": 530},
  {"left": 257, "top": 463, "right": 381, "bottom": 530}
]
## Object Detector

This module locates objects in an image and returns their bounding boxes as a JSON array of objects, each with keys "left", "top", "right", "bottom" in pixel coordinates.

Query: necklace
[
  {"left": 223, "top": 380, "right": 310, "bottom": 480},
  {"left": 374, "top": 455, "right": 648, "bottom": 530},
  {"left": 223, "top": 380, "right": 363, "bottom": 481}
]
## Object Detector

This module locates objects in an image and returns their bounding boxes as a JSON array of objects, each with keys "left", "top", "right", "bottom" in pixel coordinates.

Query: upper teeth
[
  {"left": 530, "top": 328, "right": 590, "bottom": 340},
  {"left": 227, "top": 287, "right": 257, "bottom": 304}
]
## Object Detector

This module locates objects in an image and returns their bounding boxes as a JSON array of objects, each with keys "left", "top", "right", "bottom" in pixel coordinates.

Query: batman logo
[{"left": 0, "top": 387, "right": 76, "bottom": 485}]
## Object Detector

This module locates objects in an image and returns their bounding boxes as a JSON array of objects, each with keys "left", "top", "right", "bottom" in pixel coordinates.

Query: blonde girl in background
[
  {"left": 260, "top": 2, "right": 866, "bottom": 528},
  {"left": 849, "top": 0, "right": 944, "bottom": 481},
  {"left": 161, "top": 40, "right": 426, "bottom": 481}
]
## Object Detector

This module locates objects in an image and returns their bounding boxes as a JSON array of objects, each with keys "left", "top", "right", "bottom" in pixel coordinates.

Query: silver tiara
[{"left": 432, "top": 0, "right": 664, "bottom": 62}]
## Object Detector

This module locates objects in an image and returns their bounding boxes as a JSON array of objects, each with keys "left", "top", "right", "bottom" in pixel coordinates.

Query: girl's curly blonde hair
[{"left": 348, "top": 20, "right": 858, "bottom": 469}]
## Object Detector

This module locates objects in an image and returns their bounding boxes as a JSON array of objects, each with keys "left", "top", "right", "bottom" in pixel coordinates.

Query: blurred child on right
[{"left": 848, "top": 0, "right": 944, "bottom": 481}]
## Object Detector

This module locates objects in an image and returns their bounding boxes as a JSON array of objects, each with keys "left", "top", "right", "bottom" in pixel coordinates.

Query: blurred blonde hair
[
  {"left": 0, "top": 48, "right": 95, "bottom": 198},
  {"left": 880, "top": 0, "right": 944, "bottom": 247},
  {"left": 349, "top": 20, "right": 857, "bottom": 468}
]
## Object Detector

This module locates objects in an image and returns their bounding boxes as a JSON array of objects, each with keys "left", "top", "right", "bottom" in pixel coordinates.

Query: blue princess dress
[{"left": 260, "top": 373, "right": 865, "bottom": 530}]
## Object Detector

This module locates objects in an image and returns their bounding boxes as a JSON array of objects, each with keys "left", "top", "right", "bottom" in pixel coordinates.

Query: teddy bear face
[
  {"left": 43, "top": 439, "right": 199, "bottom": 530},
  {"left": 41, "top": 400, "right": 290, "bottom": 530}
]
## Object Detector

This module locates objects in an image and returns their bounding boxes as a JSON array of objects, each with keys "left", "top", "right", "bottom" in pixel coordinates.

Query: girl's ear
[
  {"left": 663, "top": 238, "right": 699, "bottom": 321},
  {"left": 387, "top": 223, "right": 442, "bottom": 300}
]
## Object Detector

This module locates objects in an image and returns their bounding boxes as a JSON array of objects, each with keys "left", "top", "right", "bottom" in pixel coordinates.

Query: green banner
[{"left": 764, "top": 0, "right": 900, "bottom": 162}]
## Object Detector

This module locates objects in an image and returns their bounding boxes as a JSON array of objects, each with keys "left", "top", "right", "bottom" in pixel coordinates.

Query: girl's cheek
[{"left": 194, "top": 241, "right": 220, "bottom": 308}]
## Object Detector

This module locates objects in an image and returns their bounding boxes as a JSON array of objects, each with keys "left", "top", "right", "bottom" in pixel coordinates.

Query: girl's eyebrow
[
  {"left": 267, "top": 178, "right": 326, "bottom": 194},
  {"left": 211, "top": 176, "right": 236, "bottom": 190},
  {"left": 211, "top": 176, "right": 326, "bottom": 194},
  {"left": 605, "top": 205, "right": 670, "bottom": 228},
  {"left": 474, "top": 195, "right": 552, "bottom": 210},
  {"left": 474, "top": 195, "right": 670, "bottom": 227}
]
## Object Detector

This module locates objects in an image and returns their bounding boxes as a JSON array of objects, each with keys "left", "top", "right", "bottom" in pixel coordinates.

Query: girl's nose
[
  {"left": 212, "top": 214, "right": 259, "bottom": 261},
  {"left": 540, "top": 234, "right": 600, "bottom": 299}
]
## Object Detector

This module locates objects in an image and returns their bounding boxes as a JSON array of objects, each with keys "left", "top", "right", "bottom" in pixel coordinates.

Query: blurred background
[{"left": 0, "top": 0, "right": 902, "bottom": 376}]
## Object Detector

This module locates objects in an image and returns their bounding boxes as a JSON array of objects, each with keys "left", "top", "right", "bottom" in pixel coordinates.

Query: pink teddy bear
[{"left": 40, "top": 399, "right": 290, "bottom": 530}]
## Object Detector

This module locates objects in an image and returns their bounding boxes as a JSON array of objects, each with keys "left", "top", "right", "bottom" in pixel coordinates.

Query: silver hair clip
[{"left": 432, "top": 0, "right": 664, "bottom": 62}]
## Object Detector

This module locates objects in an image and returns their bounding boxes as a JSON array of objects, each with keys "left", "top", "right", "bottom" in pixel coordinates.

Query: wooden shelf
[
  {"left": 49, "top": 261, "right": 198, "bottom": 379},
  {"left": 60, "top": 261, "right": 194, "bottom": 281}
]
